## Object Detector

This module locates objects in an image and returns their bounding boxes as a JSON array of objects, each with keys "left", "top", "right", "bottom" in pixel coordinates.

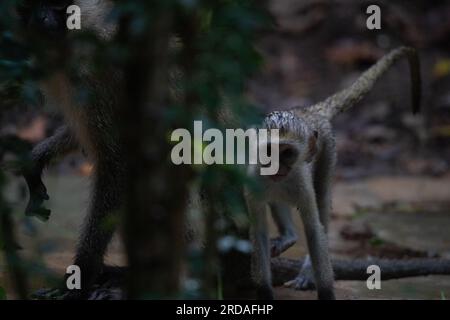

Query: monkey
[
  {"left": 17, "top": 0, "right": 124, "bottom": 299},
  {"left": 246, "top": 46, "right": 421, "bottom": 300}
]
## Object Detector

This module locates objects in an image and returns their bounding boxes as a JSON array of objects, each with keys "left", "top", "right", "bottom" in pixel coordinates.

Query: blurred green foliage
[
  {"left": 0, "top": 1, "right": 42, "bottom": 114},
  {"left": 0, "top": 286, "right": 6, "bottom": 299}
]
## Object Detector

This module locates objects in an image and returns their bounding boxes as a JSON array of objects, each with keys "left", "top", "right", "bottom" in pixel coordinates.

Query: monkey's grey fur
[
  {"left": 19, "top": 0, "right": 124, "bottom": 299},
  {"left": 247, "top": 47, "right": 421, "bottom": 300}
]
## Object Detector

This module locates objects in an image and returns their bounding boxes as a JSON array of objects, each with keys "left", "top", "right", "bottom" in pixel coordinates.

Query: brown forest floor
[{"left": 2, "top": 172, "right": 450, "bottom": 299}]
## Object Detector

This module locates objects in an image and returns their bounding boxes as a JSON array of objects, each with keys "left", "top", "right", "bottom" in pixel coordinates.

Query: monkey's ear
[{"left": 305, "top": 131, "right": 318, "bottom": 162}]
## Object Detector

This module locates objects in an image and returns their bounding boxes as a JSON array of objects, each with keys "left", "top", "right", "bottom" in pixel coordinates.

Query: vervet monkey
[
  {"left": 18, "top": 0, "right": 122, "bottom": 298},
  {"left": 247, "top": 47, "right": 421, "bottom": 300}
]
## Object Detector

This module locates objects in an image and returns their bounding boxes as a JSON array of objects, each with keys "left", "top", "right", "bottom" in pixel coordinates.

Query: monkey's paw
[
  {"left": 270, "top": 235, "right": 297, "bottom": 257},
  {"left": 31, "top": 288, "right": 66, "bottom": 300},
  {"left": 284, "top": 257, "right": 315, "bottom": 290},
  {"left": 284, "top": 273, "right": 315, "bottom": 290},
  {"left": 24, "top": 175, "right": 51, "bottom": 221}
]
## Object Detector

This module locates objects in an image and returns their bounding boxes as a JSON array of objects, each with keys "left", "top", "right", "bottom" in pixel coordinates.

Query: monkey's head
[
  {"left": 17, "top": 0, "right": 74, "bottom": 37},
  {"left": 262, "top": 111, "right": 318, "bottom": 181}
]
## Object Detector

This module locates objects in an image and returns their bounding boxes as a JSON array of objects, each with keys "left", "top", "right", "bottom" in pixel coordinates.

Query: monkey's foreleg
[
  {"left": 269, "top": 203, "right": 297, "bottom": 257},
  {"left": 291, "top": 140, "right": 337, "bottom": 289},
  {"left": 23, "top": 126, "right": 77, "bottom": 220},
  {"left": 290, "top": 166, "right": 335, "bottom": 300},
  {"left": 247, "top": 195, "right": 273, "bottom": 300}
]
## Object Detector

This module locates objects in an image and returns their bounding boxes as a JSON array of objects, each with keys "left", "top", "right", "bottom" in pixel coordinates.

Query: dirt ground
[{"left": 2, "top": 170, "right": 450, "bottom": 299}]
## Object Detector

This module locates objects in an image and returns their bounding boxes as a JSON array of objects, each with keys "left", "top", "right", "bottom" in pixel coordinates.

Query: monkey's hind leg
[
  {"left": 269, "top": 203, "right": 297, "bottom": 257},
  {"left": 247, "top": 195, "right": 274, "bottom": 300},
  {"left": 23, "top": 126, "right": 77, "bottom": 220},
  {"left": 285, "top": 166, "right": 335, "bottom": 300},
  {"left": 68, "top": 160, "right": 123, "bottom": 299}
]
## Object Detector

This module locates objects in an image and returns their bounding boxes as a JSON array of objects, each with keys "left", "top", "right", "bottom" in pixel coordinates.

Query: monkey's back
[{"left": 41, "top": 68, "right": 123, "bottom": 164}]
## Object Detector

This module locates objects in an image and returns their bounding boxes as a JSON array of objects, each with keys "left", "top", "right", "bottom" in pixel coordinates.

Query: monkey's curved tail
[{"left": 305, "top": 46, "right": 421, "bottom": 120}]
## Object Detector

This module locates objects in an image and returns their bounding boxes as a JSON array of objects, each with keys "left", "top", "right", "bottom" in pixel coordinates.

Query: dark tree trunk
[{"left": 118, "top": 6, "right": 189, "bottom": 299}]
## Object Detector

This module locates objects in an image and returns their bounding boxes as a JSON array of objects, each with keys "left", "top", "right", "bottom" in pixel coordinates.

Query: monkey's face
[
  {"left": 264, "top": 133, "right": 317, "bottom": 182},
  {"left": 261, "top": 111, "right": 320, "bottom": 180},
  {"left": 17, "top": 0, "right": 74, "bottom": 37},
  {"left": 262, "top": 141, "right": 300, "bottom": 181}
]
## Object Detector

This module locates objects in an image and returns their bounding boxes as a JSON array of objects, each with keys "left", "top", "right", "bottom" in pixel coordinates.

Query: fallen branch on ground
[{"left": 271, "top": 257, "right": 450, "bottom": 286}]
